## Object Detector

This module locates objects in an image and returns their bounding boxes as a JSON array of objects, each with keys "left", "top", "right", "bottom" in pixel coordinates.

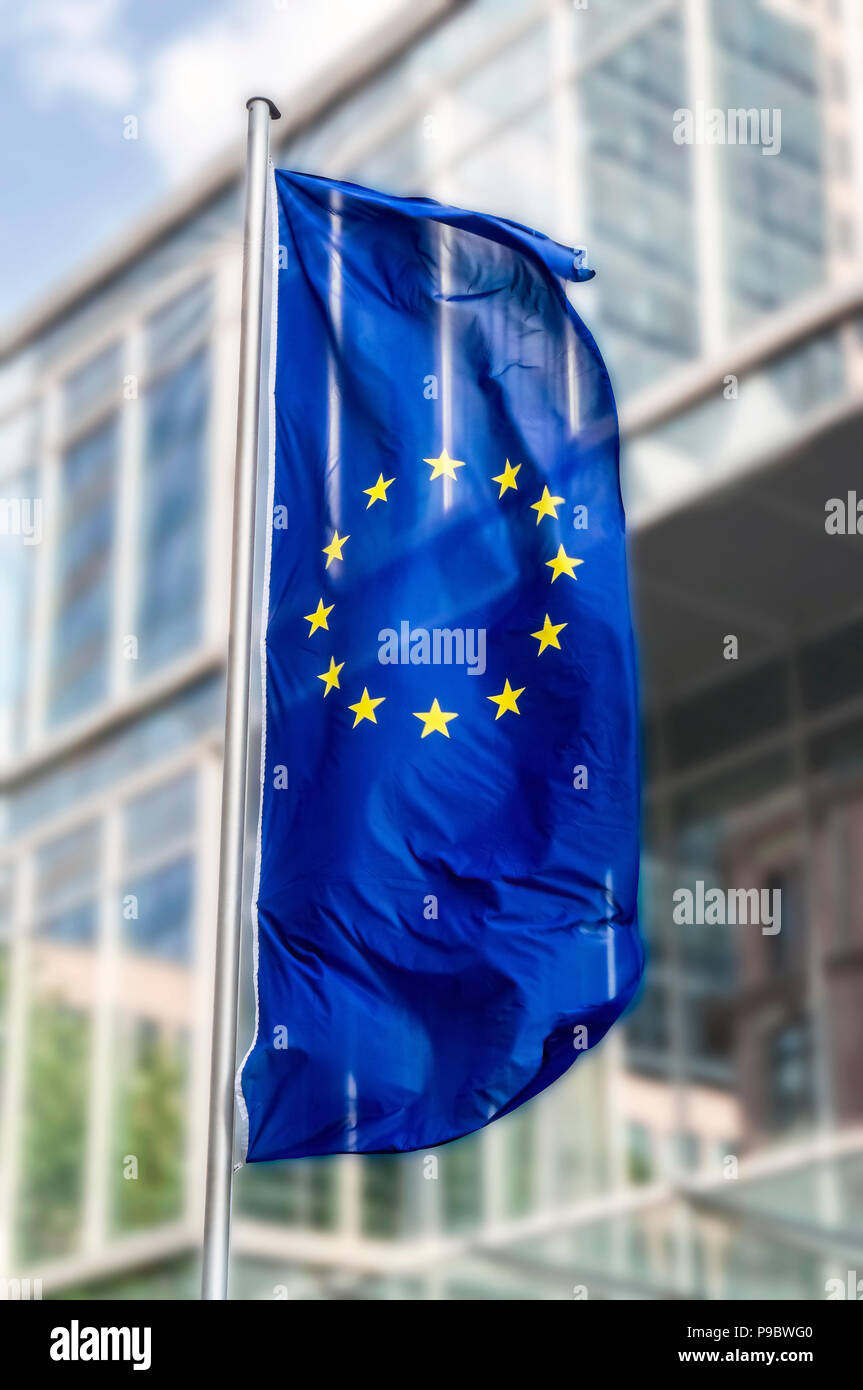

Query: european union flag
[{"left": 238, "top": 171, "right": 642, "bottom": 1160}]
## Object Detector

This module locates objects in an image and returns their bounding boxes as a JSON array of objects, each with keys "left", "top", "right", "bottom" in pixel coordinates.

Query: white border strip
[{"left": 234, "top": 163, "right": 279, "bottom": 1161}]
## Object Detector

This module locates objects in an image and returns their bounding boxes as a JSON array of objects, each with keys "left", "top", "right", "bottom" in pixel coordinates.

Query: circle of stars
[{"left": 304, "top": 451, "right": 583, "bottom": 739}]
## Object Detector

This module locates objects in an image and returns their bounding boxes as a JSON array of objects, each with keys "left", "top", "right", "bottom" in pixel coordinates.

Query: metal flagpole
[{"left": 202, "top": 94, "right": 280, "bottom": 1302}]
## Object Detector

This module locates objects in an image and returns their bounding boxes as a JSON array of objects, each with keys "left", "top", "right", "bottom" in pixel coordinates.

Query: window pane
[
  {"left": 236, "top": 1159, "right": 338, "bottom": 1230},
  {"left": 362, "top": 1155, "right": 404, "bottom": 1237},
  {"left": 447, "top": 104, "right": 556, "bottom": 235},
  {"left": 767, "top": 1018, "right": 815, "bottom": 1134},
  {"left": 0, "top": 863, "right": 12, "bottom": 1114},
  {"left": 122, "top": 857, "right": 193, "bottom": 961},
  {"left": 49, "top": 419, "right": 118, "bottom": 725},
  {"left": 35, "top": 821, "right": 100, "bottom": 943},
  {"left": 571, "top": 0, "right": 654, "bottom": 56},
  {"left": 36, "top": 822, "right": 100, "bottom": 910},
  {"left": 0, "top": 463, "right": 39, "bottom": 756},
  {"left": 442, "top": 1132, "right": 483, "bottom": 1231},
  {"left": 146, "top": 281, "right": 211, "bottom": 371},
  {"left": 134, "top": 352, "right": 207, "bottom": 676},
  {"left": 123, "top": 771, "right": 197, "bottom": 863},
  {"left": 111, "top": 1020, "right": 187, "bottom": 1232},
  {"left": 448, "top": 24, "right": 547, "bottom": 149},
  {"left": 503, "top": 1108, "right": 533, "bottom": 1217},
  {"left": 63, "top": 343, "right": 122, "bottom": 432},
  {"left": 577, "top": 9, "right": 696, "bottom": 399},
  {"left": 711, "top": 0, "right": 827, "bottom": 332},
  {"left": 16, "top": 1002, "right": 91, "bottom": 1262}
]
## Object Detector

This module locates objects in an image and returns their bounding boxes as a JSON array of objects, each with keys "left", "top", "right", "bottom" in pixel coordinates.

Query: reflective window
[
  {"left": 146, "top": 280, "right": 211, "bottom": 372},
  {"left": 122, "top": 858, "right": 193, "bottom": 961},
  {"left": 764, "top": 867, "right": 804, "bottom": 981},
  {"left": 362, "top": 1155, "right": 405, "bottom": 1237},
  {"left": 624, "top": 328, "right": 847, "bottom": 514},
  {"left": 578, "top": 9, "right": 696, "bottom": 398},
  {"left": 0, "top": 406, "right": 39, "bottom": 758},
  {"left": 49, "top": 418, "right": 118, "bottom": 725},
  {"left": 447, "top": 104, "right": 556, "bottom": 235},
  {"left": 0, "top": 862, "right": 12, "bottom": 1111},
  {"left": 625, "top": 978, "right": 672, "bottom": 1071},
  {"left": 503, "top": 1107, "right": 533, "bottom": 1217},
  {"left": 123, "top": 770, "right": 196, "bottom": 860},
  {"left": 34, "top": 821, "right": 100, "bottom": 943},
  {"left": 571, "top": 0, "right": 655, "bottom": 58},
  {"left": 345, "top": 124, "right": 426, "bottom": 196},
  {"left": 16, "top": 999, "right": 90, "bottom": 1261},
  {"left": 121, "top": 770, "right": 197, "bottom": 961},
  {"left": 17, "top": 823, "right": 99, "bottom": 1261},
  {"left": 627, "top": 1121, "right": 654, "bottom": 1184},
  {"left": 63, "top": 342, "right": 122, "bottom": 432},
  {"left": 236, "top": 1158, "right": 338, "bottom": 1230},
  {"left": 767, "top": 1017, "right": 815, "bottom": 1133},
  {"left": 0, "top": 461, "right": 39, "bottom": 757},
  {"left": 449, "top": 25, "right": 547, "bottom": 149},
  {"left": 111, "top": 1019, "right": 188, "bottom": 1232},
  {"left": 712, "top": 0, "right": 827, "bottom": 331},
  {"left": 134, "top": 351, "right": 208, "bottom": 677},
  {"left": 442, "top": 1131, "right": 483, "bottom": 1231},
  {"left": 9, "top": 677, "right": 222, "bottom": 836}
]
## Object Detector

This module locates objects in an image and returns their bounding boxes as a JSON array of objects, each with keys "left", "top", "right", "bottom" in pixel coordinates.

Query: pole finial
[{"left": 246, "top": 96, "right": 281, "bottom": 119}]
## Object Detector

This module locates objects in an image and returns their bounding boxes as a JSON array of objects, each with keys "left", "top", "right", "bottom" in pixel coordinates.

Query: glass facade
[
  {"left": 135, "top": 351, "right": 208, "bottom": 677},
  {"left": 1, "top": 0, "right": 862, "bottom": 1300},
  {"left": 49, "top": 421, "right": 118, "bottom": 726},
  {"left": 579, "top": 7, "right": 698, "bottom": 396},
  {"left": 713, "top": 0, "right": 827, "bottom": 331}
]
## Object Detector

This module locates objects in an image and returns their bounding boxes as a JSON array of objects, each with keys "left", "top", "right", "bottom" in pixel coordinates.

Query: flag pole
[{"left": 202, "top": 94, "right": 280, "bottom": 1302}]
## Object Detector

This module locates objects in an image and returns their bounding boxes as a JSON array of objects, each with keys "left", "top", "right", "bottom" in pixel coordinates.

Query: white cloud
[
  {"left": 7, "top": 0, "right": 405, "bottom": 174},
  {"left": 18, "top": 0, "right": 136, "bottom": 108},
  {"left": 142, "top": 0, "right": 405, "bottom": 182},
  {"left": 31, "top": 44, "right": 136, "bottom": 107},
  {"left": 22, "top": 0, "right": 120, "bottom": 42}
]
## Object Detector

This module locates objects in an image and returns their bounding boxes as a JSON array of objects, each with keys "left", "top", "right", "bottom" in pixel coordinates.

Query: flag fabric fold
[{"left": 238, "top": 170, "right": 642, "bottom": 1161}]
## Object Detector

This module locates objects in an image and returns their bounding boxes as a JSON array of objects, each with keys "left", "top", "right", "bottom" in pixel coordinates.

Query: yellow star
[
  {"left": 304, "top": 598, "right": 333, "bottom": 636},
  {"left": 424, "top": 449, "right": 466, "bottom": 482},
  {"left": 363, "top": 473, "right": 395, "bottom": 508},
  {"left": 546, "top": 544, "right": 583, "bottom": 583},
  {"left": 531, "top": 485, "right": 565, "bottom": 525},
  {"left": 348, "top": 687, "right": 385, "bottom": 727},
  {"left": 413, "top": 697, "right": 459, "bottom": 738},
  {"left": 322, "top": 529, "right": 350, "bottom": 568},
  {"left": 487, "top": 679, "right": 525, "bottom": 720},
  {"left": 531, "top": 613, "right": 567, "bottom": 655},
  {"left": 492, "top": 459, "right": 521, "bottom": 497},
  {"left": 317, "top": 656, "right": 344, "bottom": 696}
]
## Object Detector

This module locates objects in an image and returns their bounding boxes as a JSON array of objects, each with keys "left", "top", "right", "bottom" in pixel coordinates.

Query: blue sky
[{"left": 1, "top": 0, "right": 400, "bottom": 328}]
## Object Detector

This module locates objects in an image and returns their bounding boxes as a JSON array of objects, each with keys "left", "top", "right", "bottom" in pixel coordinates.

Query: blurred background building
[{"left": 2, "top": 0, "right": 863, "bottom": 1299}]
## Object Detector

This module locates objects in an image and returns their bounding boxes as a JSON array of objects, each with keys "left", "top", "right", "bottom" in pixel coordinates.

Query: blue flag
[{"left": 238, "top": 170, "right": 642, "bottom": 1160}]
